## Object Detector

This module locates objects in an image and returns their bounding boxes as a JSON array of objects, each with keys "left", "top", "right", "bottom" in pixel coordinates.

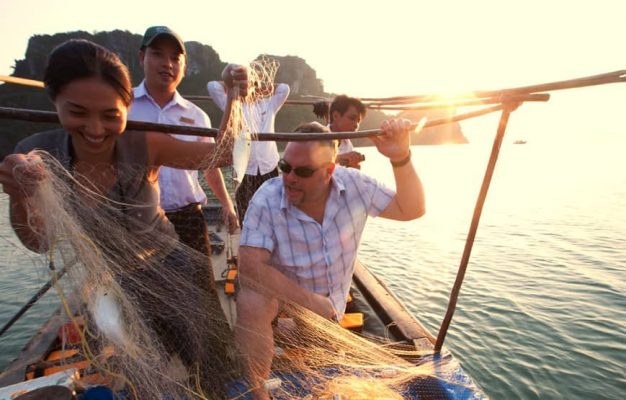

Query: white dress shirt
[
  {"left": 327, "top": 123, "right": 355, "bottom": 155},
  {"left": 129, "top": 81, "right": 214, "bottom": 211},
  {"left": 338, "top": 139, "right": 354, "bottom": 155},
  {"left": 207, "top": 82, "right": 289, "bottom": 175}
]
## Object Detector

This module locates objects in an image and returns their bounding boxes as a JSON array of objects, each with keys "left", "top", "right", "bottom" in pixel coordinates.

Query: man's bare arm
[
  {"left": 238, "top": 245, "right": 335, "bottom": 319},
  {"left": 373, "top": 119, "right": 426, "bottom": 221},
  {"left": 203, "top": 168, "right": 238, "bottom": 233}
]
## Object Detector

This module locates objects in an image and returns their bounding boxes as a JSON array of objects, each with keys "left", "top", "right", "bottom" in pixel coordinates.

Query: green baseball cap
[{"left": 140, "top": 26, "right": 186, "bottom": 54}]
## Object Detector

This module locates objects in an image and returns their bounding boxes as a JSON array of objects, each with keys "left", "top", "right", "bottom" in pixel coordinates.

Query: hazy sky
[{"left": 1, "top": 0, "right": 625, "bottom": 141}]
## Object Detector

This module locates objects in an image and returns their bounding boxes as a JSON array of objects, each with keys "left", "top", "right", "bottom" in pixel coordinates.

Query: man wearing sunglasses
[{"left": 234, "top": 119, "right": 425, "bottom": 399}]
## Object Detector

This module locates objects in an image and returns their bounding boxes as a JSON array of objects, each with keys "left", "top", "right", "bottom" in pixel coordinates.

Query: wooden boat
[{"left": 0, "top": 204, "right": 487, "bottom": 399}]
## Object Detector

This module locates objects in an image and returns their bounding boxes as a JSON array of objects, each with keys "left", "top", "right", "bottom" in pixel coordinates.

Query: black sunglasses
[{"left": 278, "top": 159, "right": 325, "bottom": 178}]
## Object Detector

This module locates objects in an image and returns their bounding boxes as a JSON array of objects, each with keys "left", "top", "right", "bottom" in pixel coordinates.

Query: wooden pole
[
  {"left": 0, "top": 75, "right": 44, "bottom": 88},
  {"left": 185, "top": 95, "right": 320, "bottom": 106},
  {"left": 358, "top": 70, "right": 626, "bottom": 103},
  {"left": 182, "top": 93, "right": 548, "bottom": 109},
  {"left": 4, "top": 69, "right": 616, "bottom": 106},
  {"left": 0, "top": 106, "right": 221, "bottom": 137},
  {"left": 0, "top": 103, "right": 516, "bottom": 141},
  {"left": 366, "top": 93, "right": 549, "bottom": 111},
  {"left": 0, "top": 261, "right": 66, "bottom": 337},
  {"left": 434, "top": 102, "right": 516, "bottom": 353}
]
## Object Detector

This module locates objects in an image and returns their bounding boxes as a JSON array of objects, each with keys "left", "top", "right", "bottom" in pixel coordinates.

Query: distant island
[{"left": 0, "top": 30, "right": 467, "bottom": 158}]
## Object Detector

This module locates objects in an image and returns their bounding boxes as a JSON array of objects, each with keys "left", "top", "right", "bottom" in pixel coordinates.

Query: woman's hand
[
  {"left": 1, "top": 152, "right": 48, "bottom": 253},
  {"left": 0, "top": 153, "right": 47, "bottom": 199}
]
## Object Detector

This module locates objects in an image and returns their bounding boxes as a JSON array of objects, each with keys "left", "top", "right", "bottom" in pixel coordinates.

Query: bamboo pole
[
  {"left": 185, "top": 95, "right": 319, "bottom": 106},
  {"left": 366, "top": 93, "right": 549, "bottom": 111},
  {"left": 0, "top": 103, "right": 514, "bottom": 141},
  {"left": 3, "top": 70, "right": 617, "bottom": 107},
  {"left": 0, "top": 261, "right": 66, "bottom": 337},
  {"left": 0, "top": 106, "right": 221, "bottom": 137},
  {"left": 434, "top": 103, "right": 516, "bottom": 353},
  {"left": 0, "top": 75, "right": 45, "bottom": 89},
  {"left": 172, "top": 92, "right": 548, "bottom": 109},
  {"left": 358, "top": 70, "right": 626, "bottom": 103},
  {"left": 0, "top": 75, "right": 325, "bottom": 107}
]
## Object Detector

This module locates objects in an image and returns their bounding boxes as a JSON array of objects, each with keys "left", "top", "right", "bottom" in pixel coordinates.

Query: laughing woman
[
  {"left": 1, "top": 39, "right": 246, "bottom": 251},
  {"left": 0, "top": 39, "right": 246, "bottom": 397}
]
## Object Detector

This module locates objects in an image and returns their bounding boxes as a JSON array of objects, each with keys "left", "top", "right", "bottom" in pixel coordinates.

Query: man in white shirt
[
  {"left": 129, "top": 26, "right": 238, "bottom": 265},
  {"left": 208, "top": 71, "right": 289, "bottom": 226},
  {"left": 127, "top": 26, "right": 245, "bottom": 396}
]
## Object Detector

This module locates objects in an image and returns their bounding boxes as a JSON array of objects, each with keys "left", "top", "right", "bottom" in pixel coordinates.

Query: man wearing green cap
[
  {"left": 129, "top": 26, "right": 241, "bottom": 395},
  {"left": 130, "top": 26, "right": 238, "bottom": 260}
]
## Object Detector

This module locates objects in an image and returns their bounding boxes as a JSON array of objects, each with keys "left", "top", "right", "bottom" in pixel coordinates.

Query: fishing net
[
  {"left": 230, "top": 57, "right": 283, "bottom": 228},
  {"left": 0, "top": 60, "right": 479, "bottom": 400},
  {"left": 2, "top": 157, "right": 465, "bottom": 399},
  {"left": 8, "top": 151, "right": 238, "bottom": 399},
  {"left": 229, "top": 55, "right": 280, "bottom": 184}
]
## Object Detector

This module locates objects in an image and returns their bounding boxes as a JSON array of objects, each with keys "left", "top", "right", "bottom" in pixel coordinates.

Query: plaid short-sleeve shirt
[{"left": 240, "top": 166, "right": 394, "bottom": 317}]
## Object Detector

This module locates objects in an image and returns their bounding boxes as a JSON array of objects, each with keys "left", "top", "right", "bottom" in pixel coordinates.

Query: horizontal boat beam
[
  {"left": 2, "top": 70, "right": 622, "bottom": 107},
  {"left": 0, "top": 97, "right": 543, "bottom": 141}
]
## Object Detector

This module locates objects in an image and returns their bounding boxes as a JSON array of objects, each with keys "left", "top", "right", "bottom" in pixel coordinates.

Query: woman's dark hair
[
  {"left": 312, "top": 101, "right": 330, "bottom": 122},
  {"left": 44, "top": 39, "right": 132, "bottom": 106}
]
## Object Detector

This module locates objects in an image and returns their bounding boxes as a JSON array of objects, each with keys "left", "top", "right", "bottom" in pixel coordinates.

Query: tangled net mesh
[
  {"left": 228, "top": 55, "right": 281, "bottom": 184},
  {"left": 0, "top": 58, "right": 470, "bottom": 399},
  {"left": 11, "top": 152, "right": 238, "bottom": 399}
]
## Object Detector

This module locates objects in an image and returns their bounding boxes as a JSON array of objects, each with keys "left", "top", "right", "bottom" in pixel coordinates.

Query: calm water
[{"left": 1, "top": 134, "right": 625, "bottom": 399}]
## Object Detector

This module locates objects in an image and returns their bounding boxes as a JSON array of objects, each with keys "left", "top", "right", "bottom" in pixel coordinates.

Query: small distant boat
[{"left": 513, "top": 139, "right": 527, "bottom": 144}]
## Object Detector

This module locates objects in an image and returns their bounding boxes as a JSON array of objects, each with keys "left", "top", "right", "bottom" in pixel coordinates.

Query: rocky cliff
[{"left": 0, "top": 30, "right": 467, "bottom": 158}]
